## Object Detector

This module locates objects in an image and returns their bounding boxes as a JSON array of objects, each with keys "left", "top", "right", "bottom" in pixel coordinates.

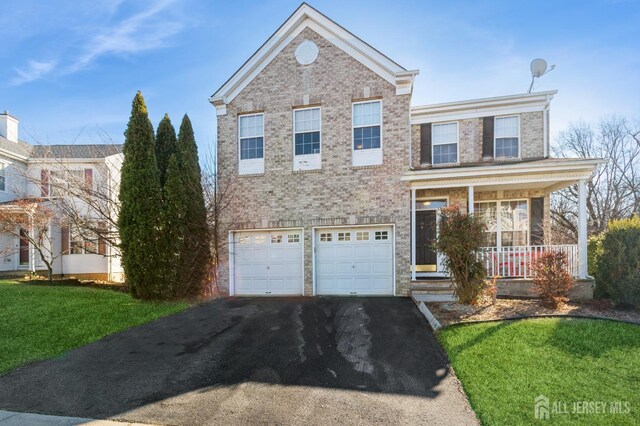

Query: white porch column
[
  {"left": 411, "top": 188, "right": 416, "bottom": 281},
  {"left": 468, "top": 185, "right": 474, "bottom": 214},
  {"left": 578, "top": 179, "right": 588, "bottom": 278}
]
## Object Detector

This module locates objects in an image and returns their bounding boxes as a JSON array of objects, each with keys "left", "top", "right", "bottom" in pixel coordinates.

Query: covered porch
[{"left": 402, "top": 159, "right": 602, "bottom": 290}]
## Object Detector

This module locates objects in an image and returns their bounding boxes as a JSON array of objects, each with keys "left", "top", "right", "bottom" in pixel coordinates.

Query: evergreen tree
[
  {"left": 118, "top": 91, "right": 169, "bottom": 300},
  {"left": 163, "top": 154, "right": 188, "bottom": 297},
  {"left": 155, "top": 114, "right": 177, "bottom": 185},
  {"left": 177, "top": 114, "right": 211, "bottom": 296}
]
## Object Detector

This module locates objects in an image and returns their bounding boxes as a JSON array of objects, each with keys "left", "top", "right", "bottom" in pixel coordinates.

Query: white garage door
[
  {"left": 233, "top": 230, "right": 303, "bottom": 295},
  {"left": 315, "top": 226, "right": 394, "bottom": 295}
]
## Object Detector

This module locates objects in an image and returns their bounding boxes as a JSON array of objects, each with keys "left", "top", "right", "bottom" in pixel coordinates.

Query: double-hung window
[
  {"left": 238, "top": 113, "right": 264, "bottom": 175},
  {"left": 474, "top": 200, "right": 529, "bottom": 247},
  {"left": 352, "top": 100, "right": 382, "bottom": 166},
  {"left": 495, "top": 116, "right": 519, "bottom": 158},
  {"left": 0, "top": 163, "right": 6, "bottom": 191},
  {"left": 293, "top": 107, "right": 321, "bottom": 170},
  {"left": 432, "top": 122, "right": 458, "bottom": 165}
]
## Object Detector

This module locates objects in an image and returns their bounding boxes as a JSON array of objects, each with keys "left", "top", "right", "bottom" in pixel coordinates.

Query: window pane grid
[
  {"left": 495, "top": 116, "right": 518, "bottom": 138},
  {"left": 240, "top": 137, "right": 264, "bottom": 160},
  {"left": 495, "top": 138, "right": 518, "bottom": 158},
  {"left": 294, "top": 132, "right": 320, "bottom": 155},
  {"left": 354, "top": 126, "right": 381, "bottom": 150},
  {"left": 432, "top": 123, "right": 457, "bottom": 145},
  {"left": 239, "top": 114, "right": 264, "bottom": 138},
  {"left": 353, "top": 101, "right": 381, "bottom": 127},
  {"left": 433, "top": 143, "right": 457, "bottom": 164},
  {"left": 474, "top": 200, "right": 528, "bottom": 247},
  {"left": 495, "top": 116, "right": 519, "bottom": 158}
]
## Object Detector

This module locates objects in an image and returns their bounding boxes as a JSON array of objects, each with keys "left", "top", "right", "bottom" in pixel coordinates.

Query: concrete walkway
[{"left": 0, "top": 410, "right": 154, "bottom": 425}]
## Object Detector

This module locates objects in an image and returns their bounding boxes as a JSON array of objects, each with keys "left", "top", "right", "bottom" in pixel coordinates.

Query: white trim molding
[
  {"left": 411, "top": 91, "right": 557, "bottom": 124},
  {"left": 210, "top": 4, "right": 418, "bottom": 116}
]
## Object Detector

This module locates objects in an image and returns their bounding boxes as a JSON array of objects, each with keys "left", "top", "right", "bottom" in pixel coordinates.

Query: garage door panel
[
  {"left": 234, "top": 231, "right": 303, "bottom": 295},
  {"left": 373, "top": 262, "right": 392, "bottom": 274},
  {"left": 316, "top": 226, "right": 393, "bottom": 296},
  {"left": 353, "top": 261, "right": 372, "bottom": 274},
  {"left": 334, "top": 246, "right": 353, "bottom": 257},
  {"left": 335, "top": 261, "right": 354, "bottom": 274}
]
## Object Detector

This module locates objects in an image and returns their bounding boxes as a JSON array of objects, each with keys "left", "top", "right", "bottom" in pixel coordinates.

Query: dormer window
[{"left": 495, "top": 116, "right": 520, "bottom": 158}]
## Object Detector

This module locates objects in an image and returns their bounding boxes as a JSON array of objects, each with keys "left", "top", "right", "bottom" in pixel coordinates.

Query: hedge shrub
[
  {"left": 588, "top": 234, "right": 606, "bottom": 297},
  {"left": 596, "top": 216, "right": 640, "bottom": 307}
]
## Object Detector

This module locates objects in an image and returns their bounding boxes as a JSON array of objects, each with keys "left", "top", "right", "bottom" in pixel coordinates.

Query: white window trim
[
  {"left": 352, "top": 99, "right": 383, "bottom": 167},
  {"left": 238, "top": 113, "right": 265, "bottom": 175},
  {"left": 0, "top": 161, "right": 7, "bottom": 193},
  {"left": 494, "top": 115, "right": 521, "bottom": 160},
  {"left": 475, "top": 198, "right": 530, "bottom": 248},
  {"left": 431, "top": 121, "right": 459, "bottom": 166},
  {"left": 292, "top": 106, "right": 321, "bottom": 171}
]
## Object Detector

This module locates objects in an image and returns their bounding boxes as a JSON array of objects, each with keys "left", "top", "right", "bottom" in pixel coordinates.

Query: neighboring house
[
  {"left": 0, "top": 111, "right": 124, "bottom": 281},
  {"left": 211, "top": 4, "right": 600, "bottom": 297}
]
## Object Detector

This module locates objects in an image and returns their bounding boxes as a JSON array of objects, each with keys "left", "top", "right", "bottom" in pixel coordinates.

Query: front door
[
  {"left": 416, "top": 210, "right": 438, "bottom": 272},
  {"left": 19, "top": 229, "right": 29, "bottom": 267}
]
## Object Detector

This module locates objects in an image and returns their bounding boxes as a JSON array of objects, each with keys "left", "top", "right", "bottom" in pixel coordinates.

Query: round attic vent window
[{"left": 295, "top": 40, "right": 319, "bottom": 65}]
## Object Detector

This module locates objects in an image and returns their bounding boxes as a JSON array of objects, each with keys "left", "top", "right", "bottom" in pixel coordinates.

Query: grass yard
[
  {"left": 0, "top": 280, "right": 187, "bottom": 375},
  {"left": 439, "top": 318, "right": 640, "bottom": 426}
]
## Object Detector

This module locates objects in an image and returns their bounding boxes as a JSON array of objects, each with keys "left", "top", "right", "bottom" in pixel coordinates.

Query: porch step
[
  {"left": 411, "top": 279, "right": 452, "bottom": 290},
  {"left": 412, "top": 290, "right": 457, "bottom": 303}
]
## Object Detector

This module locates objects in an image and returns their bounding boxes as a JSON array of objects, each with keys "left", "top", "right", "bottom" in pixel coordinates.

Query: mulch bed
[{"left": 427, "top": 297, "right": 640, "bottom": 327}]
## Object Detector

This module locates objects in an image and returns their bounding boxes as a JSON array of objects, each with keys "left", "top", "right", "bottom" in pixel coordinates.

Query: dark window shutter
[
  {"left": 84, "top": 169, "right": 93, "bottom": 193},
  {"left": 40, "top": 169, "right": 49, "bottom": 197},
  {"left": 530, "top": 197, "right": 544, "bottom": 245},
  {"left": 482, "top": 117, "right": 494, "bottom": 159},
  {"left": 98, "top": 222, "right": 107, "bottom": 255},
  {"left": 420, "top": 123, "right": 432, "bottom": 164},
  {"left": 61, "top": 225, "right": 69, "bottom": 255}
]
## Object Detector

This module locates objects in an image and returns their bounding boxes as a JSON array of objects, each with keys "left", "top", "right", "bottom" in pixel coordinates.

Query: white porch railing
[{"left": 478, "top": 245, "right": 579, "bottom": 278}]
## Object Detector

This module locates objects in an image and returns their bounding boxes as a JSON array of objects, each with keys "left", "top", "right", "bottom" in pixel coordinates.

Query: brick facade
[
  {"left": 216, "top": 28, "right": 412, "bottom": 295},
  {"left": 410, "top": 111, "right": 545, "bottom": 168}
]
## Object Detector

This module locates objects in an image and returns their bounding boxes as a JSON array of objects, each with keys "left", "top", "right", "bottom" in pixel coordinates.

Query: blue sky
[{"left": 1, "top": 0, "right": 639, "bottom": 156}]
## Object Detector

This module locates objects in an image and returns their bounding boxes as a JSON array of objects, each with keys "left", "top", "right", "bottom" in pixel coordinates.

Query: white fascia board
[
  {"left": 401, "top": 159, "right": 603, "bottom": 182},
  {"left": 411, "top": 91, "right": 557, "bottom": 124},
  {"left": 209, "top": 4, "right": 412, "bottom": 114},
  {"left": 0, "top": 148, "right": 29, "bottom": 162}
]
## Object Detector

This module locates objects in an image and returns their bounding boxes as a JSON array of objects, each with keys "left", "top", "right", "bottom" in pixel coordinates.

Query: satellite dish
[
  {"left": 530, "top": 58, "right": 548, "bottom": 78},
  {"left": 528, "top": 58, "right": 556, "bottom": 92}
]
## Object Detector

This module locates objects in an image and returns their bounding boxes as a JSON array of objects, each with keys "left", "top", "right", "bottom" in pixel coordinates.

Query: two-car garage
[{"left": 231, "top": 226, "right": 394, "bottom": 296}]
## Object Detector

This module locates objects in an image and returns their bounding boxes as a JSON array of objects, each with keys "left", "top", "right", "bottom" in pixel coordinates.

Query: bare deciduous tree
[
  {"left": 0, "top": 199, "right": 61, "bottom": 281},
  {"left": 552, "top": 116, "right": 640, "bottom": 241},
  {"left": 201, "top": 150, "right": 237, "bottom": 296},
  {"left": 19, "top": 144, "right": 123, "bottom": 258}
]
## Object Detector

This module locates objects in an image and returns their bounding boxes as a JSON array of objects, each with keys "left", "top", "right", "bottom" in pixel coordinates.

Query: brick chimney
[{"left": 0, "top": 111, "right": 19, "bottom": 142}]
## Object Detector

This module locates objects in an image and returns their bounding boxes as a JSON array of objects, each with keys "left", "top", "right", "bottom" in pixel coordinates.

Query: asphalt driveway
[{"left": 0, "top": 297, "right": 477, "bottom": 425}]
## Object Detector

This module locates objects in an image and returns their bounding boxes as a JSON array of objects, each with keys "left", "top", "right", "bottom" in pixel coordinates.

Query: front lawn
[
  {"left": 439, "top": 318, "right": 640, "bottom": 425},
  {"left": 0, "top": 280, "right": 187, "bottom": 374}
]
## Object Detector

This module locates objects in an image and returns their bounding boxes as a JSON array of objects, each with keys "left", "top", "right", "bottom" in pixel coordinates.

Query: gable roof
[
  {"left": 210, "top": 3, "right": 418, "bottom": 115},
  {"left": 0, "top": 135, "right": 33, "bottom": 160},
  {"left": 29, "top": 144, "right": 123, "bottom": 159}
]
